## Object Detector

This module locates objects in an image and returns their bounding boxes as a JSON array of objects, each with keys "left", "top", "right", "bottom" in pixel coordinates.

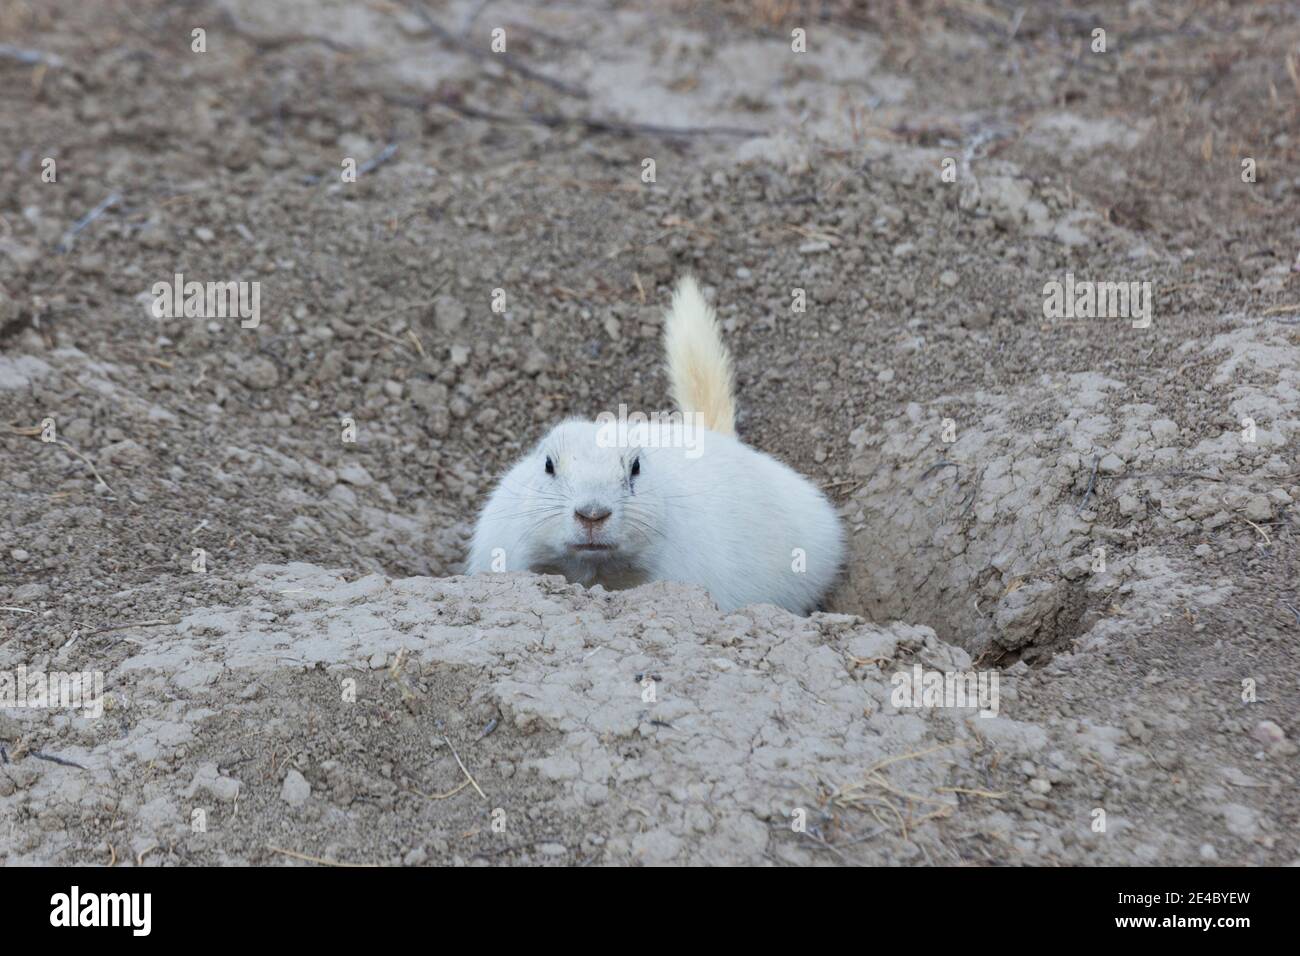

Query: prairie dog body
[{"left": 465, "top": 277, "right": 844, "bottom": 614}]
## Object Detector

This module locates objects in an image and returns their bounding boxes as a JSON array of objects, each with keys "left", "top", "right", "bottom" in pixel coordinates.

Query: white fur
[
  {"left": 663, "top": 275, "right": 736, "bottom": 435},
  {"left": 464, "top": 279, "right": 844, "bottom": 614}
]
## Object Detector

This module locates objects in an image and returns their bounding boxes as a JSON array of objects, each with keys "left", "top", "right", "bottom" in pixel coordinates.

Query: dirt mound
[
  {"left": 834, "top": 319, "right": 1299, "bottom": 663},
  {"left": 0, "top": 564, "right": 1265, "bottom": 866}
]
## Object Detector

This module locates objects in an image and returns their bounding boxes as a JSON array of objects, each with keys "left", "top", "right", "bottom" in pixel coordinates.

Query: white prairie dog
[{"left": 465, "top": 276, "right": 844, "bottom": 614}]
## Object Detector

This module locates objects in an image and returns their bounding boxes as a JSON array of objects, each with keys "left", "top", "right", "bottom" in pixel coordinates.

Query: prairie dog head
[{"left": 507, "top": 419, "right": 664, "bottom": 573}]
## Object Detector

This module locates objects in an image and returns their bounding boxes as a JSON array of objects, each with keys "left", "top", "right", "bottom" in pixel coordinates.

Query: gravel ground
[{"left": 1, "top": 0, "right": 1297, "bottom": 865}]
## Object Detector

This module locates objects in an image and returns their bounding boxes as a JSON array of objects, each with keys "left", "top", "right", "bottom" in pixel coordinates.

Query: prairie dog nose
[{"left": 574, "top": 504, "right": 612, "bottom": 531}]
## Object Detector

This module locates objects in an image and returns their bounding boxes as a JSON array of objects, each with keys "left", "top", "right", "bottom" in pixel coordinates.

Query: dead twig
[
  {"left": 83, "top": 617, "right": 181, "bottom": 637},
  {"left": 407, "top": 330, "right": 427, "bottom": 358},
  {"left": 218, "top": 11, "right": 356, "bottom": 53},
  {"left": 442, "top": 734, "right": 486, "bottom": 800},
  {"left": 31, "top": 750, "right": 87, "bottom": 770},
  {"left": 56, "top": 193, "right": 120, "bottom": 253},
  {"left": 937, "top": 786, "right": 1009, "bottom": 799},
  {"left": 920, "top": 459, "right": 961, "bottom": 483},
  {"left": 392, "top": 92, "right": 764, "bottom": 141},
  {"left": 410, "top": 779, "right": 471, "bottom": 801},
  {"left": 266, "top": 845, "right": 379, "bottom": 867},
  {"left": 1242, "top": 518, "right": 1272, "bottom": 544},
  {"left": 136, "top": 846, "right": 160, "bottom": 867},
  {"left": 798, "top": 827, "right": 861, "bottom": 865},
  {"left": 361, "top": 325, "right": 416, "bottom": 356},
  {"left": 1076, "top": 454, "right": 1101, "bottom": 514},
  {"left": 302, "top": 143, "right": 398, "bottom": 185},
  {"left": 52, "top": 439, "right": 113, "bottom": 492},
  {"left": 403, "top": 0, "right": 588, "bottom": 99},
  {"left": 460, "top": 0, "right": 493, "bottom": 38},
  {"left": 960, "top": 465, "right": 986, "bottom": 518},
  {"left": 829, "top": 742, "right": 965, "bottom": 842},
  {"left": 470, "top": 837, "right": 567, "bottom": 861},
  {"left": 1094, "top": 470, "right": 1300, "bottom": 483},
  {"left": 0, "top": 43, "right": 63, "bottom": 67}
]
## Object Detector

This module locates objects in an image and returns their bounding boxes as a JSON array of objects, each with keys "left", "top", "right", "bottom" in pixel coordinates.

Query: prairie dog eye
[
  {"left": 630, "top": 456, "right": 641, "bottom": 478},
  {"left": 544, "top": 456, "right": 555, "bottom": 476}
]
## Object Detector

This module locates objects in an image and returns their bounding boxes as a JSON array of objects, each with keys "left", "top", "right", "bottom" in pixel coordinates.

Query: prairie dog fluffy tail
[{"left": 663, "top": 276, "right": 737, "bottom": 435}]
